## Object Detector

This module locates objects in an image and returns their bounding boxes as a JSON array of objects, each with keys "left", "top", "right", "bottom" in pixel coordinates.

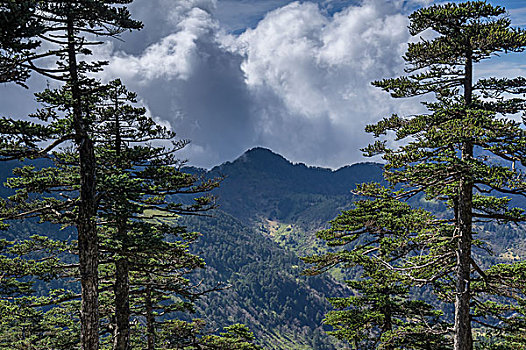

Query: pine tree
[
  {"left": 0, "top": 79, "right": 220, "bottom": 349},
  {"left": 198, "top": 323, "right": 263, "bottom": 350},
  {"left": 153, "top": 320, "right": 262, "bottom": 350},
  {"left": 91, "top": 80, "right": 218, "bottom": 349},
  {"left": 0, "top": 1, "right": 41, "bottom": 86},
  {"left": 303, "top": 184, "right": 452, "bottom": 349},
  {"left": 363, "top": 2, "right": 526, "bottom": 349},
  {"left": 0, "top": 220, "right": 81, "bottom": 349},
  {"left": 0, "top": 2, "right": 141, "bottom": 349}
]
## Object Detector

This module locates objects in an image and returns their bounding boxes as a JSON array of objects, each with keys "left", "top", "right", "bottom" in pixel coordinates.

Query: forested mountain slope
[
  {"left": 182, "top": 212, "right": 344, "bottom": 350},
  {"left": 4, "top": 148, "right": 524, "bottom": 349},
  {"left": 178, "top": 148, "right": 386, "bottom": 349},
  {"left": 207, "top": 147, "right": 383, "bottom": 228},
  {"left": 186, "top": 148, "right": 526, "bottom": 348}
]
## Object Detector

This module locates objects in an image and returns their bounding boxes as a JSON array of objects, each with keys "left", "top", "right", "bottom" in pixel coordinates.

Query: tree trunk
[
  {"left": 453, "top": 50, "right": 474, "bottom": 350},
  {"left": 67, "top": 13, "right": 99, "bottom": 350},
  {"left": 454, "top": 142, "right": 473, "bottom": 350},
  {"left": 145, "top": 286, "right": 155, "bottom": 350},
  {"left": 113, "top": 224, "right": 130, "bottom": 350},
  {"left": 381, "top": 301, "right": 394, "bottom": 350},
  {"left": 112, "top": 90, "right": 130, "bottom": 350}
]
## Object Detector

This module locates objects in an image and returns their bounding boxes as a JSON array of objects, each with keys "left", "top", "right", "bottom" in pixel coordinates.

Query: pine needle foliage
[
  {"left": 0, "top": 78, "right": 222, "bottom": 349},
  {"left": 0, "top": 2, "right": 141, "bottom": 349},
  {"left": 365, "top": 2, "right": 526, "bottom": 349},
  {"left": 305, "top": 2, "right": 526, "bottom": 350},
  {"left": 303, "top": 184, "right": 452, "bottom": 349},
  {"left": 91, "top": 80, "right": 218, "bottom": 349}
]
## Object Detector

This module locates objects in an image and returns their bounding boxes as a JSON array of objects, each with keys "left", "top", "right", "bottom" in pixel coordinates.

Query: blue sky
[{"left": 2, "top": 0, "right": 526, "bottom": 169}]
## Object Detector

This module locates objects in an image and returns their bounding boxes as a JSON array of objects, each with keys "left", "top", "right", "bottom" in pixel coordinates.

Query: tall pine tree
[
  {"left": 364, "top": 2, "right": 526, "bottom": 349},
  {"left": 0, "top": 78, "right": 220, "bottom": 349},
  {"left": 92, "top": 80, "right": 218, "bottom": 349},
  {"left": 0, "top": 2, "right": 141, "bottom": 349}
]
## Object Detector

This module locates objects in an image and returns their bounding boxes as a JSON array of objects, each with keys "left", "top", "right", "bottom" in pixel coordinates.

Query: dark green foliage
[
  {"left": 199, "top": 324, "right": 262, "bottom": 350},
  {"left": 0, "top": 78, "right": 220, "bottom": 349},
  {"left": 182, "top": 211, "right": 342, "bottom": 350},
  {"left": 303, "top": 184, "right": 452, "bottom": 349},
  {"left": 0, "top": 220, "right": 81, "bottom": 349},
  {"left": 0, "top": 1, "right": 41, "bottom": 86},
  {"left": 90, "top": 79, "right": 218, "bottom": 349},
  {"left": 361, "top": 2, "right": 526, "bottom": 349},
  {"left": 0, "top": 295, "right": 80, "bottom": 350},
  {"left": 0, "top": 2, "right": 142, "bottom": 349},
  {"left": 155, "top": 320, "right": 262, "bottom": 350},
  {"left": 0, "top": 0, "right": 141, "bottom": 83}
]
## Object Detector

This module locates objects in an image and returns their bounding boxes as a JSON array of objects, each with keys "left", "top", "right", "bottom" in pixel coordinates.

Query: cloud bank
[{"left": 100, "top": 0, "right": 426, "bottom": 168}]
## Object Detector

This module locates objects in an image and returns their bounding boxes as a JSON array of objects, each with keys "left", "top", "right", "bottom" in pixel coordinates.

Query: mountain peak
[
  {"left": 210, "top": 147, "right": 292, "bottom": 174},
  {"left": 245, "top": 147, "right": 276, "bottom": 155},
  {"left": 239, "top": 147, "right": 289, "bottom": 164}
]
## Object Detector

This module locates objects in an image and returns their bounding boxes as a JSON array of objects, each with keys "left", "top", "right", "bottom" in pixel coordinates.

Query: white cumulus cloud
[
  {"left": 102, "top": 0, "right": 427, "bottom": 168},
  {"left": 107, "top": 3, "right": 218, "bottom": 82},
  {"left": 217, "top": 0, "right": 417, "bottom": 166}
]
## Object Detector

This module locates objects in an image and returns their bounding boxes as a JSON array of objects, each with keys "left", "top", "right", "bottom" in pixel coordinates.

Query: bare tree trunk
[
  {"left": 453, "top": 50, "right": 474, "bottom": 350},
  {"left": 145, "top": 286, "right": 155, "bottom": 350},
  {"left": 381, "top": 302, "right": 394, "bottom": 350},
  {"left": 67, "top": 13, "right": 99, "bottom": 350},
  {"left": 112, "top": 90, "right": 130, "bottom": 350},
  {"left": 113, "top": 224, "right": 130, "bottom": 350}
]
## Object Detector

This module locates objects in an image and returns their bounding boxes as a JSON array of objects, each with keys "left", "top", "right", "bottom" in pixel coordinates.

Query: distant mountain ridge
[
  {"left": 204, "top": 147, "right": 384, "bottom": 225},
  {"left": 211, "top": 147, "right": 383, "bottom": 195}
]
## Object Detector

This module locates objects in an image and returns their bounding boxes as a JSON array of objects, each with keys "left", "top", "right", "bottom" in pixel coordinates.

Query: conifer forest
[{"left": 1, "top": 1, "right": 526, "bottom": 350}]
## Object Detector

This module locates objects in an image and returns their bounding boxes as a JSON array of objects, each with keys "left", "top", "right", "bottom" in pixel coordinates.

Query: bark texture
[
  {"left": 67, "top": 13, "right": 99, "bottom": 350},
  {"left": 453, "top": 51, "right": 474, "bottom": 350},
  {"left": 113, "top": 250, "right": 130, "bottom": 350}
]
